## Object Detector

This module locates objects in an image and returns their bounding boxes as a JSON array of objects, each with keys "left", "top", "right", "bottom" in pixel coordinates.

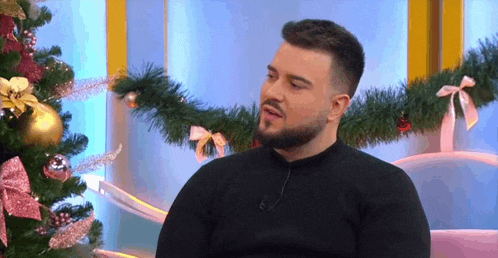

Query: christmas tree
[{"left": 0, "top": 1, "right": 106, "bottom": 257}]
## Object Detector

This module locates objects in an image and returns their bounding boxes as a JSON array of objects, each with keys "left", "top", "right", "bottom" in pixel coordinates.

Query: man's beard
[{"left": 253, "top": 114, "right": 327, "bottom": 150}]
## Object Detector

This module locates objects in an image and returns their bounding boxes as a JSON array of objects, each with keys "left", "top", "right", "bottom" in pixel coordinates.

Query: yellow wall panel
[
  {"left": 107, "top": 0, "right": 127, "bottom": 89},
  {"left": 441, "top": 0, "right": 464, "bottom": 70},
  {"left": 408, "top": 0, "right": 440, "bottom": 86}
]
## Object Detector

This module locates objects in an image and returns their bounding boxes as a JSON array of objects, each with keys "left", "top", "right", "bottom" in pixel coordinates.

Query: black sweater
[{"left": 156, "top": 138, "right": 431, "bottom": 257}]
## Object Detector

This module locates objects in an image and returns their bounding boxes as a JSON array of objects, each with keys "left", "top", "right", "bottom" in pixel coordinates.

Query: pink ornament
[
  {"left": 49, "top": 211, "right": 95, "bottom": 249},
  {"left": 436, "top": 76, "right": 479, "bottom": 152},
  {"left": 0, "top": 156, "right": 43, "bottom": 246},
  {"left": 43, "top": 154, "right": 72, "bottom": 182}
]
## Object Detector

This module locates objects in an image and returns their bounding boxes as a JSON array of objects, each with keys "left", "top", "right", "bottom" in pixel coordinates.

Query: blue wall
[{"left": 35, "top": 0, "right": 110, "bottom": 251}]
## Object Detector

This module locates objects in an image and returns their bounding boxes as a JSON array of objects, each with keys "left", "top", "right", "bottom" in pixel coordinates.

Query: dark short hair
[{"left": 281, "top": 19, "right": 365, "bottom": 99}]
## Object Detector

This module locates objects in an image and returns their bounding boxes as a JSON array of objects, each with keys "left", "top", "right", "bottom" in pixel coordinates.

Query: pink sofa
[{"left": 430, "top": 230, "right": 498, "bottom": 258}]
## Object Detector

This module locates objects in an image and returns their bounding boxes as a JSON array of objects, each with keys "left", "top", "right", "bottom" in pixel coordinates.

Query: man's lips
[
  {"left": 263, "top": 106, "right": 283, "bottom": 117},
  {"left": 263, "top": 110, "right": 282, "bottom": 120}
]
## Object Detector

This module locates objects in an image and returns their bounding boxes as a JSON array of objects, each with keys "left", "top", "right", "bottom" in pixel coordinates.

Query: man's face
[{"left": 254, "top": 41, "right": 337, "bottom": 150}]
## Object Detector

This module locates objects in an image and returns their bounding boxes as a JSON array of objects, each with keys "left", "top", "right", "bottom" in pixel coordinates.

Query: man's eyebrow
[{"left": 267, "top": 64, "right": 313, "bottom": 86}]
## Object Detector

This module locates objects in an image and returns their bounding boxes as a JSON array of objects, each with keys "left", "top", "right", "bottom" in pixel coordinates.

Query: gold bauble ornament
[
  {"left": 18, "top": 103, "right": 63, "bottom": 147},
  {"left": 124, "top": 91, "right": 138, "bottom": 108}
]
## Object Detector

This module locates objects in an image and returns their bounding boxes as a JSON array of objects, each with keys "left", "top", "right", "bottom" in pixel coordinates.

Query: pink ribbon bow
[
  {"left": 189, "top": 126, "right": 227, "bottom": 163},
  {"left": 0, "top": 156, "right": 42, "bottom": 247},
  {"left": 436, "top": 76, "right": 479, "bottom": 152}
]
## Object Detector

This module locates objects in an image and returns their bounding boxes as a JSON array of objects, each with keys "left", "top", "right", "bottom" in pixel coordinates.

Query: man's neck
[{"left": 274, "top": 135, "right": 337, "bottom": 163}]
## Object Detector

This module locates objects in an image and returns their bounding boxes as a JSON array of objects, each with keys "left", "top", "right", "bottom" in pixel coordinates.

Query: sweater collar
[{"left": 267, "top": 137, "right": 345, "bottom": 169}]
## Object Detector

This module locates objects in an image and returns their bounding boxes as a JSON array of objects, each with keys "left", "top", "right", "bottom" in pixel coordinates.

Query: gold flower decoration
[
  {"left": 0, "top": 76, "right": 40, "bottom": 118},
  {"left": 0, "top": 0, "right": 27, "bottom": 19}
]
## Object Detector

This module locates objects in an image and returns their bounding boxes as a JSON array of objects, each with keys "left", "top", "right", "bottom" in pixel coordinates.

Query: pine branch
[
  {"left": 0, "top": 37, "right": 5, "bottom": 52},
  {"left": 111, "top": 33, "right": 498, "bottom": 156},
  {"left": 61, "top": 111, "right": 73, "bottom": 139},
  {"left": 34, "top": 46, "right": 62, "bottom": 61},
  {"left": 0, "top": 51, "right": 22, "bottom": 70},
  {"left": 56, "top": 133, "right": 89, "bottom": 159},
  {"left": 60, "top": 176, "right": 88, "bottom": 201},
  {"left": 53, "top": 201, "right": 94, "bottom": 221},
  {"left": 112, "top": 63, "right": 261, "bottom": 157},
  {"left": 17, "top": 0, "right": 52, "bottom": 30},
  {"left": 37, "top": 58, "right": 75, "bottom": 90}
]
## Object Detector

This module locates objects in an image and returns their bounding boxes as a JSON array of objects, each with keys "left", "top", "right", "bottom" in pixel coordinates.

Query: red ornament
[
  {"left": 397, "top": 114, "right": 412, "bottom": 132},
  {"left": 0, "top": 16, "right": 45, "bottom": 82},
  {"left": 0, "top": 15, "right": 22, "bottom": 54},
  {"left": 16, "top": 49, "right": 44, "bottom": 83},
  {"left": 2, "top": 38, "right": 22, "bottom": 53},
  {"left": 0, "top": 15, "right": 17, "bottom": 41},
  {"left": 251, "top": 138, "right": 261, "bottom": 148}
]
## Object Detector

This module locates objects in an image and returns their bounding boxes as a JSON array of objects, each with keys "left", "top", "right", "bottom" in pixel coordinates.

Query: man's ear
[{"left": 327, "top": 93, "right": 350, "bottom": 122}]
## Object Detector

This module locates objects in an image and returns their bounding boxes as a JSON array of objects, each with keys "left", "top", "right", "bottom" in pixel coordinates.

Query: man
[{"left": 156, "top": 19, "right": 431, "bottom": 257}]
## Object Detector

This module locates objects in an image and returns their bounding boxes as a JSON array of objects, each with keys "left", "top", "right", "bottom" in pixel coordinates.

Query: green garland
[{"left": 112, "top": 34, "right": 498, "bottom": 157}]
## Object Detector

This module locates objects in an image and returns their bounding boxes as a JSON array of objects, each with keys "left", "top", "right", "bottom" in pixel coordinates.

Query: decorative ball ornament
[
  {"left": 43, "top": 154, "right": 72, "bottom": 182},
  {"left": 251, "top": 138, "right": 261, "bottom": 149},
  {"left": 397, "top": 112, "right": 412, "bottom": 132},
  {"left": 35, "top": 225, "right": 48, "bottom": 236},
  {"left": 22, "top": 29, "right": 37, "bottom": 55},
  {"left": 51, "top": 212, "right": 73, "bottom": 228},
  {"left": 124, "top": 92, "right": 138, "bottom": 108},
  {"left": 18, "top": 103, "right": 63, "bottom": 147}
]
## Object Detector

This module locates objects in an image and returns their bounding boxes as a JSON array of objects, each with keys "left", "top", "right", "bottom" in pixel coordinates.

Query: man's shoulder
[
  {"left": 185, "top": 147, "right": 265, "bottom": 188},
  {"left": 337, "top": 144, "right": 405, "bottom": 179},
  {"left": 336, "top": 145, "right": 415, "bottom": 196},
  {"left": 201, "top": 146, "right": 265, "bottom": 171}
]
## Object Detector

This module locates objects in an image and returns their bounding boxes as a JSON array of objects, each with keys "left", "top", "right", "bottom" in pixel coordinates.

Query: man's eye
[
  {"left": 291, "top": 83, "right": 303, "bottom": 89},
  {"left": 266, "top": 74, "right": 303, "bottom": 89}
]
